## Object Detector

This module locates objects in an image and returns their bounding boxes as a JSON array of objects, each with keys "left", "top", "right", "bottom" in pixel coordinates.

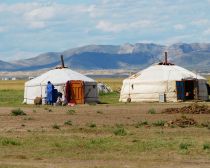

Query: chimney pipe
[
  {"left": 164, "top": 52, "right": 168, "bottom": 65},
  {"left": 61, "top": 55, "right": 65, "bottom": 68}
]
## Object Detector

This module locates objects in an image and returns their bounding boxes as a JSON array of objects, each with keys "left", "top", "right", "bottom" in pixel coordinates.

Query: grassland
[{"left": 0, "top": 78, "right": 210, "bottom": 168}]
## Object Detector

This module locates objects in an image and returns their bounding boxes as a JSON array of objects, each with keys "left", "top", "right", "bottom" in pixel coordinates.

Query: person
[{"left": 46, "top": 81, "right": 54, "bottom": 105}]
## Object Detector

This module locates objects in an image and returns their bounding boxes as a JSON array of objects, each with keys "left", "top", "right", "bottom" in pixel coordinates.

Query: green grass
[
  {"left": 179, "top": 142, "right": 192, "bottom": 150},
  {"left": 87, "top": 122, "right": 97, "bottom": 128},
  {"left": 0, "top": 90, "right": 23, "bottom": 106},
  {"left": 113, "top": 127, "right": 127, "bottom": 136},
  {"left": 203, "top": 143, "right": 210, "bottom": 150},
  {"left": 135, "top": 120, "right": 149, "bottom": 128},
  {"left": 64, "top": 120, "right": 72, "bottom": 126},
  {"left": 66, "top": 109, "right": 76, "bottom": 115},
  {"left": 11, "top": 108, "right": 26, "bottom": 116},
  {"left": 148, "top": 108, "right": 156, "bottom": 114},
  {"left": 0, "top": 137, "right": 21, "bottom": 146},
  {"left": 152, "top": 120, "right": 166, "bottom": 127},
  {"left": 52, "top": 124, "right": 60, "bottom": 129},
  {"left": 99, "top": 91, "right": 120, "bottom": 104}
]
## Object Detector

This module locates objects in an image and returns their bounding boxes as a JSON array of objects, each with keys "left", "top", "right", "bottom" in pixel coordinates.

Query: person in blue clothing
[{"left": 46, "top": 81, "right": 54, "bottom": 105}]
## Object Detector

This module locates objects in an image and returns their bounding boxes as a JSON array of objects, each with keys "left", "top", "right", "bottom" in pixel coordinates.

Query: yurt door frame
[
  {"left": 176, "top": 79, "right": 198, "bottom": 101},
  {"left": 68, "top": 80, "right": 85, "bottom": 104}
]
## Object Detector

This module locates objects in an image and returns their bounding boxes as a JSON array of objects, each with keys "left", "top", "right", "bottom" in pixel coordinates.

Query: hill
[{"left": 1, "top": 43, "right": 210, "bottom": 72}]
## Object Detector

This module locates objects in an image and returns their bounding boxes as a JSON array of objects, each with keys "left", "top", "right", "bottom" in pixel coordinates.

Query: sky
[{"left": 0, "top": 0, "right": 210, "bottom": 61}]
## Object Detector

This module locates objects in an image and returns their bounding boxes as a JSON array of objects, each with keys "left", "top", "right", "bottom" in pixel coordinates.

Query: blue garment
[{"left": 46, "top": 83, "right": 54, "bottom": 104}]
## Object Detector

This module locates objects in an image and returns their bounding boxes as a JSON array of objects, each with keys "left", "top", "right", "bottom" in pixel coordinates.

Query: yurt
[
  {"left": 23, "top": 63, "right": 98, "bottom": 104},
  {"left": 119, "top": 53, "right": 209, "bottom": 102}
]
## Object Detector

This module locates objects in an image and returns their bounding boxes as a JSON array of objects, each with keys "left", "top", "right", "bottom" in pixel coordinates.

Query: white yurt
[
  {"left": 23, "top": 68, "right": 98, "bottom": 104},
  {"left": 119, "top": 55, "right": 209, "bottom": 102}
]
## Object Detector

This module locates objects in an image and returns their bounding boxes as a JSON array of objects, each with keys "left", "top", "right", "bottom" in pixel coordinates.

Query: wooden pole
[
  {"left": 61, "top": 55, "right": 65, "bottom": 68},
  {"left": 165, "top": 52, "right": 168, "bottom": 64}
]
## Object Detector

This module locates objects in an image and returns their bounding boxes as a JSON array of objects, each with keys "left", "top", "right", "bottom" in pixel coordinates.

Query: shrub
[
  {"left": 179, "top": 143, "right": 191, "bottom": 150},
  {"left": 0, "top": 137, "right": 21, "bottom": 146},
  {"left": 97, "top": 110, "right": 103, "bottom": 114},
  {"left": 11, "top": 108, "right": 26, "bottom": 116},
  {"left": 64, "top": 120, "right": 72, "bottom": 126},
  {"left": 203, "top": 143, "right": 210, "bottom": 150},
  {"left": 88, "top": 122, "right": 96, "bottom": 128},
  {"left": 66, "top": 109, "right": 76, "bottom": 115},
  {"left": 44, "top": 107, "right": 52, "bottom": 112},
  {"left": 152, "top": 120, "right": 166, "bottom": 127},
  {"left": 113, "top": 127, "right": 127, "bottom": 136},
  {"left": 148, "top": 108, "right": 156, "bottom": 114},
  {"left": 135, "top": 120, "right": 149, "bottom": 128},
  {"left": 52, "top": 124, "right": 60, "bottom": 129},
  {"left": 23, "top": 117, "right": 33, "bottom": 120}
]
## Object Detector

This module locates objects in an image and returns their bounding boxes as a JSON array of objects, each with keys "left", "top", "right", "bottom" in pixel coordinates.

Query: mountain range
[{"left": 1, "top": 43, "right": 210, "bottom": 72}]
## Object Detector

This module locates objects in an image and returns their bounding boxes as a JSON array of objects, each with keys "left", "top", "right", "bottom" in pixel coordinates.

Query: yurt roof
[
  {"left": 125, "top": 64, "right": 206, "bottom": 82},
  {"left": 25, "top": 68, "right": 94, "bottom": 86}
]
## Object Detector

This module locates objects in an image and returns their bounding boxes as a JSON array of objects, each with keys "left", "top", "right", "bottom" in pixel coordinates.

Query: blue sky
[{"left": 0, "top": 0, "right": 210, "bottom": 61}]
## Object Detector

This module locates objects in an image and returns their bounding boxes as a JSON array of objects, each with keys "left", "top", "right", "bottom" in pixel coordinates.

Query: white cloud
[
  {"left": 23, "top": 6, "right": 56, "bottom": 29},
  {"left": 164, "top": 35, "right": 192, "bottom": 45},
  {"left": 96, "top": 20, "right": 126, "bottom": 32},
  {"left": 192, "top": 19, "right": 209, "bottom": 26},
  {"left": 96, "top": 20, "right": 152, "bottom": 32},
  {"left": 173, "top": 24, "right": 185, "bottom": 30},
  {"left": 203, "top": 28, "right": 210, "bottom": 35},
  {"left": 0, "top": 27, "right": 6, "bottom": 33}
]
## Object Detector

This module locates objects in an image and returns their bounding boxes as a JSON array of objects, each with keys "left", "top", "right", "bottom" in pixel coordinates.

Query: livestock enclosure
[{"left": 0, "top": 77, "right": 210, "bottom": 168}]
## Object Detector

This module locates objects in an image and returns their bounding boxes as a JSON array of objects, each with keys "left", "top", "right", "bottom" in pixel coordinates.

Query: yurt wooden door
[{"left": 70, "top": 80, "right": 84, "bottom": 104}]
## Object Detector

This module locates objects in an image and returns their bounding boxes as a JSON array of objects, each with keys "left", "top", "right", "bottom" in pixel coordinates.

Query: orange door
[{"left": 70, "top": 80, "right": 84, "bottom": 104}]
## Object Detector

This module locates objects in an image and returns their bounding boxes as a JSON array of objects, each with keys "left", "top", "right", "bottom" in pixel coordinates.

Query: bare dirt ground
[{"left": 0, "top": 102, "right": 210, "bottom": 168}]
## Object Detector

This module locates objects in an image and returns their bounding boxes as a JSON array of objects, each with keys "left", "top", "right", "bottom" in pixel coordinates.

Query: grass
[
  {"left": 0, "top": 90, "right": 23, "bottom": 106},
  {"left": 113, "top": 127, "right": 127, "bottom": 136},
  {"left": 66, "top": 109, "right": 76, "bottom": 115},
  {"left": 203, "top": 143, "right": 210, "bottom": 150},
  {"left": 0, "top": 80, "right": 25, "bottom": 90},
  {"left": 52, "top": 124, "right": 60, "bottom": 129},
  {"left": 64, "top": 120, "right": 72, "bottom": 126},
  {"left": 152, "top": 120, "right": 166, "bottom": 127},
  {"left": 148, "top": 108, "right": 156, "bottom": 114},
  {"left": 0, "top": 79, "right": 210, "bottom": 167},
  {"left": 11, "top": 108, "right": 26, "bottom": 116},
  {"left": 179, "top": 143, "right": 191, "bottom": 150},
  {"left": 87, "top": 122, "right": 97, "bottom": 128},
  {"left": 0, "top": 137, "right": 21, "bottom": 146},
  {"left": 99, "top": 91, "right": 120, "bottom": 104},
  {"left": 135, "top": 120, "right": 149, "bottom": 128}
]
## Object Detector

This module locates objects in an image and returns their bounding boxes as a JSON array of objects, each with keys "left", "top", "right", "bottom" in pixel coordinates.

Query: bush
[
  {"left": 135, "top": 120, "right": 149, "bottom": 128},
  {"left": 0, "top": 137, "right": 21, "bottom": 146},
  {"left": 66, "top": 109, "right": 76, "bottom": 115},
  {"left": 97, "top": 110, "right": 103, "bottom": 114},
  {"left": 113, "top": 127, "right": 127, "bottom": 136},
  {"left": 44, "top": 107, "right": 52, "bottom": 112},
  {"left": 203, "top": 143, "right": 210, "bottom": 150},
  {"left": 23, "top": 117, "right": 33, "bottom": 120},
  {"left": 179, "top": 143, "right": 191, "bottom": 150},
  {"left": 148, "top": 108, "right": 156, "bottom": 114},
  {"left": 152, "top": 120, "right": 166, "bottom": 127},
  {"left": 87, "top": 122, "right": 96, "bottom": 128},
  {"left": 52, "top": 124, "right": 60, "bottom": 129},
  {"left": 11, "top": 108, "right": 26, "bottom": 116},
  {"left": 64, "top": 120, "right": 72, "bottom": 126}
]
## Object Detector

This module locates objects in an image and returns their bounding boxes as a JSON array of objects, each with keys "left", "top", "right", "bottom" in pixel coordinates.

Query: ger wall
[{"left": 119, "top": 79, "right": 208, "bottom": 102}]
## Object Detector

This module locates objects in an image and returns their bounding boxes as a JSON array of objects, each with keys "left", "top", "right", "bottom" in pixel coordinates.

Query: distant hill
[{"left": 1, "top": 43, "right": 210, "bottom": 72}]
